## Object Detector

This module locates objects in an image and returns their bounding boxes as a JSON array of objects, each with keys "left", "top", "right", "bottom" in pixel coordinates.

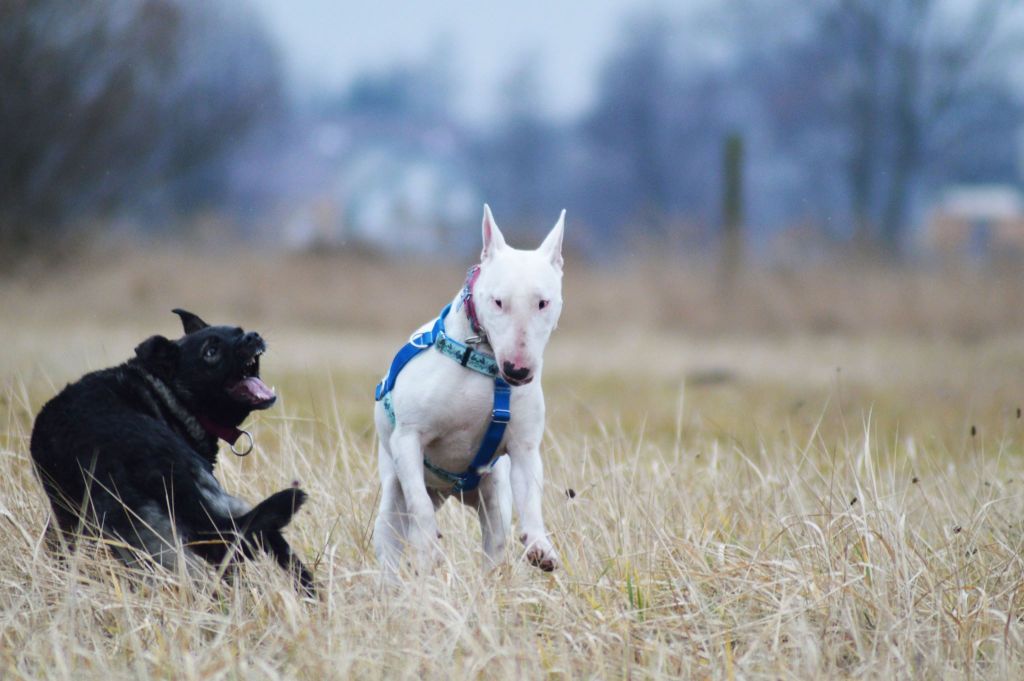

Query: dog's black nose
[
  {"left": 502, "top": 362, "right": 531, "bottom": 382},
  {"left": 239, "top": 332, "right": 265, "bottom": 353}
]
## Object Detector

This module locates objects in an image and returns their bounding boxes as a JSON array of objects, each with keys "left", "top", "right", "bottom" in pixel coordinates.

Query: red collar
[
  {"left": 462, "top": 265, "right": 485, "bottom": 336},
  {"left": 196, "top": 415, "right": 244, "bottom": 445}
]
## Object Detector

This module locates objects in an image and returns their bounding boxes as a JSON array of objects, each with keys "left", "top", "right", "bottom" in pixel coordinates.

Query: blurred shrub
[{"left": 0, "top": 0, "right": 280, "bottom": 251}]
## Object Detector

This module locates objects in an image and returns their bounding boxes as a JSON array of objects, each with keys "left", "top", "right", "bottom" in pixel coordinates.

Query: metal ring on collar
[
  {"left": 408, "top": 331, "right": 431, "bottom": 349},
  {"left": 231, "top": 429, "right": 254, "bottom": 457}
]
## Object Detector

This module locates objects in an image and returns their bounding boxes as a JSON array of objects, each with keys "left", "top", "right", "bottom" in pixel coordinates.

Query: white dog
[{"left": 373, "top": 205, "right": 565, "bottom": 575}]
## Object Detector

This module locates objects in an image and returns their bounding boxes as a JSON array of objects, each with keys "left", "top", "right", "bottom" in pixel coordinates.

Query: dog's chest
[
  {"left": 420, "top": 381, "right": 501, "bottom": 477},
  {"left": 391, "top": 354, "right": 504, "bottom": 479}
]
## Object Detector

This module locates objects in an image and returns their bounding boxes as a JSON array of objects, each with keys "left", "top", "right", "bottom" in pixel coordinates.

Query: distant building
[
  {"left": 924, "top": 184, "right": 1024, "bottom": 259},
  {"left": 226, "top": 115, "right": 480, "bottom": 256},
  {"left": 339, "top": 143, "right": 478, "bottom": 255}
]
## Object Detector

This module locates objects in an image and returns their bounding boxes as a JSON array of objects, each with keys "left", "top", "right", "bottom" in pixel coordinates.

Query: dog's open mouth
[{"left": 226, "top": 349, "right": 276, "bottom": 408}]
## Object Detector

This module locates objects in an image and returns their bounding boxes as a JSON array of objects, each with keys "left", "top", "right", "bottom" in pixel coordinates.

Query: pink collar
[
  {"left": 461, "top": 265, "right": 485, "bottom": 337},
  {"left": 196, "top": 414, "right": 244, "bottom": 444}
]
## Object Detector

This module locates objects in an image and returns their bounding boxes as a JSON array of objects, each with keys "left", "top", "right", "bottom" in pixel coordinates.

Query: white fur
[{"left": 373, "top": 205, "right": 565, "bottom": 576}]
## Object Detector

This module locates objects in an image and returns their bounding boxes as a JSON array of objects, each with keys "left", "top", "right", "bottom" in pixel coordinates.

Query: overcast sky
[{"left": 249, "top": 0, "right": 682, "bottom": 123}]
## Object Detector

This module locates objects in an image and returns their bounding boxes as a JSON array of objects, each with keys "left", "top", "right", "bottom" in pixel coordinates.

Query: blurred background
[
  {"left": 7, "top": 0, "right": 1024, "bottom": 358},
  {"left": 5, "top": 0, "right": 1024, "bottom": 264},
  {"left": 8, "top": 6, "right": 1024, "bottom": 675}
]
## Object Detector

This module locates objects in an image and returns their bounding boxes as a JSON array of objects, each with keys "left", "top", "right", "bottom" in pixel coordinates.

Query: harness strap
[
  {"left": 374, "top": 308, "right": 447, "bottom": 401},
  {"left": 423, "top": 379, "right": 508, "bottom": 492},
  {"left": 455, "top": 378, "right": 510, "bottom": 491},
  {"left": 374, "top": 303, "right": 498, "bottom": 401},
  {"left": 375, "top": 302, "right": 510, "bottom": 493}
]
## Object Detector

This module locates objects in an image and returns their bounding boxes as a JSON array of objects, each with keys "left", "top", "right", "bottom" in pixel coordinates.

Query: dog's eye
[
  {"left": 494, "top": 299, "right": 503, "bottom": 309},
  {"left": 538, "top": 300, "right": 548, "bottom": 310},
  {"left": 203, "top": 344, "right": 220, "bottom": 360}
]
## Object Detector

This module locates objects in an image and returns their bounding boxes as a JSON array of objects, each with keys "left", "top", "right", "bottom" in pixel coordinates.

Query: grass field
[{"left": 2, "top": 250, "right": 1024, "bottom": 679}]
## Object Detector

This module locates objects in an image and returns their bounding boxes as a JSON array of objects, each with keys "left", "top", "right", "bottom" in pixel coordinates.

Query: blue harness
[{"left": 374, "top": 303, "right": 510, "bottom": 493}]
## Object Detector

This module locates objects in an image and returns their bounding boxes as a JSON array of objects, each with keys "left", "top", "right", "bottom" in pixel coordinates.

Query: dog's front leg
[
  {"left": 374, "top": 441, "right": 409, "bottom": 577},
  {"left": 476, "top": 454, "right": 512, "bottom": 569},
  {"left": 388, "top": 429, "right": 443, "bottom": 571},
  {"left": 508, "top": 439, "right": 559, "bottom": 572}
]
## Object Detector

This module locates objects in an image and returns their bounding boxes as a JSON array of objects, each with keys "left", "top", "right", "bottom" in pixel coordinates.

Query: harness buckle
[
  {"left": 492, "top": 406, "right": 511, "bottom": 423},
  {"left": 408, "top": 331, "right": 432, "bottom": 349}
]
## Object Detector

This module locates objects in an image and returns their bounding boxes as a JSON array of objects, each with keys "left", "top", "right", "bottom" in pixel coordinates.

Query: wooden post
[{"left": 721, "top": 133, "right": 744, "bottom": 293}]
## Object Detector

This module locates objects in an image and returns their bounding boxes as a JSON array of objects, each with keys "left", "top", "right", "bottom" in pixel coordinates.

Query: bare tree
[
  {"left": 0, "top": 0, "right": 281, "bottom": 248},
  {"left": 582, "top": 10, "right": 739, "bottom": 244},
  {"left": 585, "top": 13, "right": 676, "bottom": 237},
  {"left": 747, "top": 0, "right": 1020, "bottom": 255},
  {"left": 473, "top": 55, "right": 560, "bottom": 231}
]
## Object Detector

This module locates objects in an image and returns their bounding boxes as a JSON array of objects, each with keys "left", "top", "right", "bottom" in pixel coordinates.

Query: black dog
[{"left": 30, "top": 309, "right": 314, "bottom": 593}]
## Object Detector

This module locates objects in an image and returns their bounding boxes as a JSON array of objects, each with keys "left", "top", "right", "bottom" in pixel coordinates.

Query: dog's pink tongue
[{"left": 228, "top": 377, "right": 276, "bottom": 404}]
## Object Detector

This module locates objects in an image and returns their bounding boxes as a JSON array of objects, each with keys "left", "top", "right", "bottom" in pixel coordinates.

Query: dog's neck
[
  {"left": 127, "top": 364, "right": 221, "bottom": 464},
  {"left": 448, "top": 290, "right": 493, "bottom": 352},
  {"left": 194, "top": 415, "right": 244, "bottom": 446}
]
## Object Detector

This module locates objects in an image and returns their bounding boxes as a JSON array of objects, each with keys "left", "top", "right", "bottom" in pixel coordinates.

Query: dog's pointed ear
[
  {"left": 172, "top": 308, "right": 209, "bottom": 335},
  {"left": 134, "top": 335, "right": 179, "bottom": 378},
  {"left": 540, "top": 209, "right": 566, "bottom": 271},
  {"left": 481, "top": 204, "right": 506, "bottom": 262}
]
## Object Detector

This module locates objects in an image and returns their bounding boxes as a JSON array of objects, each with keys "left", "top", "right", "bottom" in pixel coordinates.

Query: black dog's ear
[
  {"left": 134, "top": 335, "right": 180, "bottom": 378},
  {"left": 172, "top": 308, "right": 210, "bottom": 335}
]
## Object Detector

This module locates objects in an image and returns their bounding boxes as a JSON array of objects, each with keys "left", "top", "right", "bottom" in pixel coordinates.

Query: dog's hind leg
[
  {"left": 476, "top": 455, "right": 512, "bottom": 570},
  {"left": 90, "top": 501, "right": 208, "bottom": 584},
  {"left": 125, "top": 502, "right": 208, "bottom": 580},
  {"left": 43, "top": 512, "right": 81, "bottom": 556},
  {"left": 374, "top": 442, "right": 409, "bottom": 577}
]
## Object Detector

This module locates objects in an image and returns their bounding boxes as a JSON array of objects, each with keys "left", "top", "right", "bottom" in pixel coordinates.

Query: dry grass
[{"left": 2, "top": 250, "right": 1024, "bottom": 679}]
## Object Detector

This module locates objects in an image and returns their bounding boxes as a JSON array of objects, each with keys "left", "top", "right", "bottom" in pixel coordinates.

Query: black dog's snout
[
  {"left": 502, "top": 362, "right": 531, "bottom": 382},
  {"left": 239, "top": 331, "right": 265, "bottom": 353}
]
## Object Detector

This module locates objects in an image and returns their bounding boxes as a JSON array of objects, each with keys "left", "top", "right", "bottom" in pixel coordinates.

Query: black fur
[{"left": 30, "top": 309, "right": 315, "bottom": 594}]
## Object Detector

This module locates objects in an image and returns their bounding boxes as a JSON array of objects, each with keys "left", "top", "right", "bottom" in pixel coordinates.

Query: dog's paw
[
  {"left": 521, "top": 534, "right": 560, "bottom": 572},
  {"left": 408, "top": 528, "right": 444, "bottom": 572},
  {"left": 527, "top": 547, "right": 559, "bottom": 572}
]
